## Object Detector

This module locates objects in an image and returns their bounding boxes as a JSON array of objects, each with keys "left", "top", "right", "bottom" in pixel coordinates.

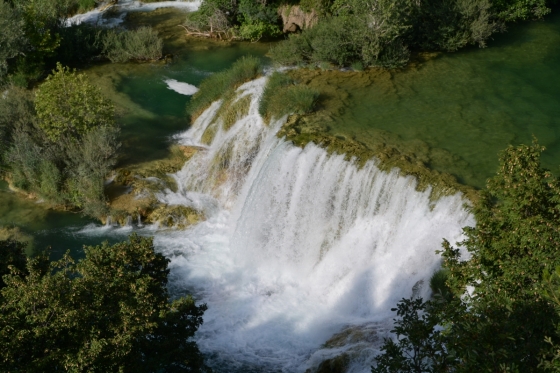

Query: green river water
[{"left": 2, "top": 7, "right": 560, "bottom": 253}]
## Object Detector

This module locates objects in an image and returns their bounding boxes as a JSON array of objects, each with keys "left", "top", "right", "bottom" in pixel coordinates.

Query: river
[{"left": 2, "top": 6, "right": 560, "bottom": 372}]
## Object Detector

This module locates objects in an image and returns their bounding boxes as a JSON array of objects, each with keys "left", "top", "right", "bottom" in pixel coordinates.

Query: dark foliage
[
  {"left": 0, "top": 234, "right": 210, "bottom": 372},
  {"left": 373, "top": 141, "right": 560, "bottom": 372}
]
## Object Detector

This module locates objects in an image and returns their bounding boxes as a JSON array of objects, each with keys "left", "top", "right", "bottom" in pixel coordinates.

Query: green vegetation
[
  {"left": 271, "top": 0, "right": 504, "bottom": 68},
  {"left": 186, "top": 0, "right": 556, "bottom": 68},
  {"left": 372, "top": 140, "right": 560, "bottom": 372},
  {"left": 0, "top": 234, "right": 210, "bottom": 372},
  {"left": 259, "top": 71, "right": 319, "bottom": 120},
  {"left": 35, "top": 63, "right": 115, "bottom": 141},
  {"left": 1, "top": 67, "right": 120, "bottom": 218},
  {"left": 102, "top": 27, "right": 164, "bottom": 63},
  {"left": 0, "top": 0, "right": 164, "bottom": 87},
  {"left": 183, "top": 0, "right": 283, "bottom": 41},
  {"left": 188, "top": 55, "right": 262, "bottom": 118}
]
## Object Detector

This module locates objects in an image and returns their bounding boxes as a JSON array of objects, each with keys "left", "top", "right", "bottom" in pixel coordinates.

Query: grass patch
[
  {"left": 188, "top": 56, "right": 262, "bottom": 119},
  {"left": 201, "top": 122, "right": 219, "bottom": 145},
  {"left": 102, "top": 27, "right": 163, "bottom": 63},
  {"left": 259, "top": 72, "right": 319, "bottom": 121},
  {"left": 219, "top": 94, "right": 252, "bottom": 131}
]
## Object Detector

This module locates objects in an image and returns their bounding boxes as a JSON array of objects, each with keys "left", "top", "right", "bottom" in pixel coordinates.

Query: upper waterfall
[{"left": 155, "top": 77, "right": 474, "bottom": 372}]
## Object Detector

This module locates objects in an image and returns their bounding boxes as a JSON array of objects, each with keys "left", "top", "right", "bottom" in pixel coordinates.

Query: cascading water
[{"left": 154, "top": 77, "right": 474, "bottom": 372}]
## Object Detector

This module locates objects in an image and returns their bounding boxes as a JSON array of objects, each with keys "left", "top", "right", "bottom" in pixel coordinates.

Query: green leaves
[
  {"left": 0, "top": 234, "right": 209, "bottom": 372},
  {"left": 35, "top": 63, "right": 115, "bottom": 142},
  {"left": 374, "top": 141, "right": 560, "bottom": 372}
]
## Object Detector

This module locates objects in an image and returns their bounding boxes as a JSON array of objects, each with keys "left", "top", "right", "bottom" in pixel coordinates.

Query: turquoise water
[
  {"left": 1, "top": 36, "right": 270, "bottom": 258},
  {"left": 3, "top": 9, "right": 560, "bottom": 254},
  {"left": 321, "top": 10, "right": 560, "bottom": 187}
]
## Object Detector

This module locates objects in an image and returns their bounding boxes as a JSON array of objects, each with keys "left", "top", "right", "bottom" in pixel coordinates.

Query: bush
[
  {"left": 270, "top": 5, "right": 410, "bottom": 68},
  {"left": 188, "top": 55, "right": 262, "bottom": 118},
  {"left": 35, "top": 63, "right": 115, "bottom": 141},
  {"left": 270, "top": 0, "right": 512, "bottom": 69},
  {"left": 5, "top": 128, "right": 44, "bottom": 191},
  {"left": 0, "top": 86, "right": 35, "bottom": 164},
  {"left": 237, "top": 19, "right": 282, "bottom": 41},
  {"left": 64, "top": 125, "right": 120, "bottom": 217},
  {"left": 493, "top": 0, "right": 550, "bottom": 21},
  {"left": 412, "top": 0, "right": 502, "bottom": 52},
  {"left": 3, "top": 69, "right": 119, "bottom": 218},
  {"left": 259, "top": 72, "right": 319, "bottom": 120},
  {"left": 258, "top": 71, "right": 294, "bottom": 117},
  {"left": 268, "top": 33, "right": 310, "bottom": 66},
  {"left": 0, "top": 1, "right": 25, "bottom": 84},
  {"left": 102, "top": 27, "right": 163, "bottom": 63}
]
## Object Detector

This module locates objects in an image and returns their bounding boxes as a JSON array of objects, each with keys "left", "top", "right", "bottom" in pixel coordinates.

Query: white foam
[
  {"left": 164, "top": 79, "right": 199, "bottom": 95},
  {"left": 65, "top": 0, "right": 201, "bottom": 27},
  {"left": 151, "top": 77, "right": 475, "bottom": 372}
]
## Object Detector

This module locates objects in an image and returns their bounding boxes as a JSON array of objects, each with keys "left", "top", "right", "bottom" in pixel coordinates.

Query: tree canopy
[
  {"left": 35, "top": 63, "right": 115, "bottom": 142},
  {"left": 372, "top": 140, "right": 560, "bottom": 373},
  {"left": 0, "top": 234, "right": 210, "bottom": 372}
]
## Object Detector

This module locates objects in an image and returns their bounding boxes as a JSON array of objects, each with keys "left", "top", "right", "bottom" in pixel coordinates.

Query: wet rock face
[{"left": 278, "top": 5, "right": 319, "bottom": 33}]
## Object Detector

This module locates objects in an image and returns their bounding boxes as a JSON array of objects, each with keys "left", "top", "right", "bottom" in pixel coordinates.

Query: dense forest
[{"left": 185, "top": 0, "right": 557, "bottom": 67}]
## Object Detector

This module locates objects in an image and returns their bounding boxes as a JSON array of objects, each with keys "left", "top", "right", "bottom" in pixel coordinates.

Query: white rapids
[
  {"left": 65, "top": 0, "right": 201, "bottom": 27},
  {"left": 151, "top": 77, "right": 473, "bottom": 372}
]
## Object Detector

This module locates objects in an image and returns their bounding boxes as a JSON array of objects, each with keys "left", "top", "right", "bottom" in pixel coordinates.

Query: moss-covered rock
[
  {"left": 276, "top": 68, "right": 479, "bottom": 204},
  {"left": 148, "top": 204, "right": 204, "bottom": 229},
  {"left": 278, "top": 113, "right": 477, "bottom": 203},
  {"left": 106, "top": 144, "right": 205, "bottom": 228}
]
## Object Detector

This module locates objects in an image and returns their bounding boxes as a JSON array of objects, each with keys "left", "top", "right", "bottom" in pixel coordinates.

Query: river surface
[{"left": 2, "top": 7, "right": 560, "bottom": 372}]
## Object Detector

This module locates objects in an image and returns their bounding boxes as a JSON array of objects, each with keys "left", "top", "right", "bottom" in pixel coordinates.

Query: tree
[
  {"left": 0, "top": 0, "right": 25, "bottom": 82},
  {"left": 0, "top": 239, "right": 27, "bottom": 290},
  {"left": 35, "top": 63, "right": 115, "bottom": 141},
  {"left": 492, "top": 0, "right": 550, "bottom": 21},
  {"left": 0, "top": 234, "right": 210, "bottom": 372},
  {"left": 373, "top": 140, "right": 560, "bottom": 372},
  {"left": 372, "top": 298, "right": 450, "bottom": 373}
]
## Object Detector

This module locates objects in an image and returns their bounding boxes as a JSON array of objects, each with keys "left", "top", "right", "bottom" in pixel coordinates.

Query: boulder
[{"left": 278, "top": 5, "right": 318, "bottom": 33}]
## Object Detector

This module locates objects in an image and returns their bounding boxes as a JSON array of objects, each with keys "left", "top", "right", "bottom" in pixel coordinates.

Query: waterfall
[{"left": 155, "top": 78, "right": 474, "bottom": 372}]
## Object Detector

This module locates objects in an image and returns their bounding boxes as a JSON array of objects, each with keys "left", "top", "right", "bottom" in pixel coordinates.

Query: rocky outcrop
[{"left": 278, "top": 5, "right": 319, "bottom": 33}]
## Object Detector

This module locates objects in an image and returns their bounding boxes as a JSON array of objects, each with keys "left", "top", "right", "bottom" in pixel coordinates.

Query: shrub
[
  {"left": 237, "top": 20, "right": 282, "bottom": 41},
  {"left": 35, "top": 63, "right": 115, "bottom": 141},
  {"left": 4, "top": 69, "right": 119, "bottom": 217},
  {"left": 188, "top": 55, "right": 262, "bottom": 118},
  {"left": 0, "top": 1, "right": 25, "bottom": 84},
  {"left": 64, "top": 125, "right": 120, "bottom": 217},
  {"left": 0, "top": 86, "right": 35, "bottom": 164},
  {"left": 258, "top": 71, "right": 294, "bottom": 117},
  {"left": 493, "top": 0, "right": 550, "bottom": 21},
  {"left": 259, "top": 72, "right": 319, "bottom": 120},
  {"left": 102, "top": 27, "right": 163, "bottom": 63},
  {"left": 269, "top": 33, "right": 312, "bottom": 66},
  {"left": 412, "top": 0, "right": 502, "bottom": 52}
]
